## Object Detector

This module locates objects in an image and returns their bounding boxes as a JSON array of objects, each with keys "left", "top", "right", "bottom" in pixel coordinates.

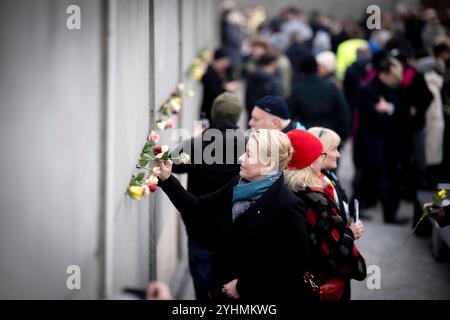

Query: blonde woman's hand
[
  {"left": 155, "top": 159, "right": 173, "bottom": 181},
  {"left": 222, "top": 279, "right": 240, "bottom": 299},
  {"left": 350, "top": 220, "right": 365, "bottom": 240}
]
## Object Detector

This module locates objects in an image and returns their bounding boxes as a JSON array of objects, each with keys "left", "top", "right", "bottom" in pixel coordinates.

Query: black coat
[
  {"left": 245, "top": 70, "right": 283, "bottom": 115},
  {"left": 438, "top": 205, "right": 450, "bottom": 228},
  {"left": 201, "top": 65, "right": 226, "bottom": 120},
  {"left": 294, "top": 188, "right": 367, "bottom": 283},
  {"left": 354, "top": 77, "right": 404, "bottom": 169},
  {"left": 172, "top": 120, "right": 244, "bottom": 248},
  {"left": 288, "top": 74, "right": 351, "bottom": 141},
  {"left": 396, "top": 67, "right": 433, "bottom": 132},
  {"left": 159, "top": 173, "right": 309, "bottom": 301}
]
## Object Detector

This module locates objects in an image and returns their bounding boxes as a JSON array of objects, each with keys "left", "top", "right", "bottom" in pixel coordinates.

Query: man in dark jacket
[
  {"left": 392, "top": 51, "right": 433, "bottom": 201},
  {"left": 172, "top": 92, "right": 245, "bottom": 301},
  {"left": 245, "top": 52, "right": 283, "bottom": 121},
  {"left": 288, "top": 54, "right": 351, "bottom": 141},
  {"left": 201, "top": 48, "right": 238, "bottom": 121},
  {"left": 354, "top": 57, "right": 406, "bottom": 224}
]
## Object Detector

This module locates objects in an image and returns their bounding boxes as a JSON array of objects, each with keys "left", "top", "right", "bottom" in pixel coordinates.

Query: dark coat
[
  {"left": 397, "top": 66, "right": 433, "bottom": 132},
  {"left": 438, "top": 205, "right": 450, "bottom": 228},
  {"left": 159, "top": 174, "right": 309, "bottom": 301},
  {"left": 294, "top": 188, "right": 367, "bottom": 284},
  {"left": 288, "top": 74, "right": 351, "bottom": 141},
  {"left": 245, "top": 70, "right": 283, "bottom": 115},
  {"left": 172, "top": 120, "right": 244, "bottom": 248},
  {"left": 354, "top": 77, "right": 404, "bottom": 169},
  {"left": 201, "top": 65, "right": 226, "bottom": 120}
]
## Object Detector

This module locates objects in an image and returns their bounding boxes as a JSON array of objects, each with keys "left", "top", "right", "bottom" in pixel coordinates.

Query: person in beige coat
[{"left": 424, "top": 70, "right": 445, "bottom": 166}]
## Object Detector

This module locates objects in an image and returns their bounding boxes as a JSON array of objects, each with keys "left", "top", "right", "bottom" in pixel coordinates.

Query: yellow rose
[
  {"left": 438, "top": 189, "right": 447, "bottom": 199},
  {"left": 128, "top": 186, "right": 143, "bottom": 200},
  {"left": 193, "top": 67, "right": 203, "bottom": 81}
]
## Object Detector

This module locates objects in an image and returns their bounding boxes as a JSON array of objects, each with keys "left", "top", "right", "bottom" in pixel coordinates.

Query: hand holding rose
[{"left": 156, "top": 159, "right": 173, "bottom": 181}]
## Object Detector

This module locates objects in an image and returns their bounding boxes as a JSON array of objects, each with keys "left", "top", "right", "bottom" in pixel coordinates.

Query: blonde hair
[
  {"left": 251, "top": 129, "right": 293, "bottom": 171},
  {"left": 284, "top": 168, "right": 326, "bottom": 192},
  {"left": 308, "top": 127, "right": 341, "bottom": 153}
]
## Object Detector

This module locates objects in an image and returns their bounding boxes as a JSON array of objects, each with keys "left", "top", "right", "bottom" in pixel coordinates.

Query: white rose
[
  {"left": 161, "top": 145, "right": 169, "bottom": 153},
  {"left": 146, "top": 175, "right": 159, "bottom": 186},
  {"left": 156, "top": 121, "right": 166, "bottom": 132},
  {"left": 179, "top": 152, "right": 190, "bottom": 164}
]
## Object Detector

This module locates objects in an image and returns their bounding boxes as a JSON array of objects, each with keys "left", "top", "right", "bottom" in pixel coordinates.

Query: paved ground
[
  {"left": 338, "top": 143, "right": 450, "bottom": 299},
  {"left": 177, "top": 136, "right": 450, "bottom": 300}
]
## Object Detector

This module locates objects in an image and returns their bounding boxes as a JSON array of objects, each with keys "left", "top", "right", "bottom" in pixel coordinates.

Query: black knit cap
[
  {"left": 214, "top": 48, "right": 229, "bottom": 60},
  {"left": 255, "top": 95, "right": 290, "bottom": 119}
]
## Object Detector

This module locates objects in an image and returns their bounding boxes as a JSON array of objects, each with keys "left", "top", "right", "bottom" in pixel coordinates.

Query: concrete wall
[
  {"left": 0, "top": 0, "right": 104, "bottom": 299},
  {"left": 0, "top": 0, "right": 218, "bottom": 299},
  {"left": 106, "top": 0, "right": 153, "bottom": 298}
]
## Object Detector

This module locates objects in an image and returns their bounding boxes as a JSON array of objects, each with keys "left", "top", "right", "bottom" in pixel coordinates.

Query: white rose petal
[
  {"left": 142, "top": 185, "right": 150, "bottom": 198},
  {"left": 156, "top": 121, "right": 166, "bottom": 131},
  {"left": 161, "top": 145, "right": 169, "bottom": 153},
  {"left": 146, "top": 175, "right": 159, "bottom": 186},
  {"left": 179, "top": 152, "right": 190, "bottom": 164}
]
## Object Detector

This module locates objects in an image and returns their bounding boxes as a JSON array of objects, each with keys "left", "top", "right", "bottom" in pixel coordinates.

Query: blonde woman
[
  {"left": 308, "top": 127, "right": 365, "bottom": 241},
  {"left": 157, "top": 129, "right": 309, "bottom": 301},
  {"left": 284, "top": 129, "right": 366, "bottom": 300}
]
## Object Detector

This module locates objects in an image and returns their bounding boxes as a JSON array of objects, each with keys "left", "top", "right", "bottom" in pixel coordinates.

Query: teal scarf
[{"left": 231, "top": 171, "right": 282, "bottom": 222}]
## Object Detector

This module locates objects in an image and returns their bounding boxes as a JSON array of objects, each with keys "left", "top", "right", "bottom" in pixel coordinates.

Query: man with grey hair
[{"left": 248, "top": 95, "right": 305, "bottom": 132}]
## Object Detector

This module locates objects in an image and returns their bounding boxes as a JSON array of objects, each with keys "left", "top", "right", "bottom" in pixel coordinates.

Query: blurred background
[{"left": 0, "top": 0, "right": 449, "bottom": 299}]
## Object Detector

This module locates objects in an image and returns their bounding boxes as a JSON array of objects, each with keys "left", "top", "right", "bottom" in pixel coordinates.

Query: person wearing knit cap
[
  {"left": 248, "top": 95, "right": 305, "bottom": 132},
  {"left": 284, "top": 129, "right": 367, "bottom": 300}
]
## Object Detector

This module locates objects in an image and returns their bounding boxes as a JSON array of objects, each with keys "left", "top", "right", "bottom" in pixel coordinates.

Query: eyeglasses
[{"left": 320, "top": 152, "right": 327, "bottom": 160}]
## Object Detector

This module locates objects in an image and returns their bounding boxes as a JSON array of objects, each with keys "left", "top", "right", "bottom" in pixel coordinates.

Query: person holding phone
[
  {"left": 284, "top": 130, "right": 367, "bottom": 300},
  {"left": 308, "top": 127, "right": 365, "bottom": 240}
]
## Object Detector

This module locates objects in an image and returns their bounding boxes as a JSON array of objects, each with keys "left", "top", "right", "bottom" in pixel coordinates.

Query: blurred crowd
[
  {"left": 163, "top": 1, "right": 450, "bottom": 301},
  {"left": 200, "top": 2, "right": 450, "bottom": 222}
]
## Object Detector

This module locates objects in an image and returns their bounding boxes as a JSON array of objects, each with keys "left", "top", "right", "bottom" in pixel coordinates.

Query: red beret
[{"left": 287, "top": 129, "right": 323, "bottom": 170}]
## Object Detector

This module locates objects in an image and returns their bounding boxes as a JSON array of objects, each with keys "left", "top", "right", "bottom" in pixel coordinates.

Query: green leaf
[
  {"left": 162, "top": 151, "right": 170, "bottom": 160},
  {"left": 129, "top": 175, "right": 141, "bottom": 187},
  {"left": 140, "top": 153, "right": 152, "bottom": 160},
  {"left": 138, "top": 159, "right": 149, "bottom": 168},
  {"left": 142, "top": 143, "right": 153, "bottom": 154},
  {"left": 432, "top": 193, "right": 440, "bottom": 204},
  {"left": 136, "top": 172, "right": 145, "bottom": 181}
]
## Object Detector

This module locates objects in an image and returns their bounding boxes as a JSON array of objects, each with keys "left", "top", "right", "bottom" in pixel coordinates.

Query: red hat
[{"left": 287, "top": 129, "right": 323, "bottom": 170}]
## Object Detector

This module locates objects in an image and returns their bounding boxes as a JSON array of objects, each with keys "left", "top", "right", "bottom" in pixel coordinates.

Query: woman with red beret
[{"left": 284, "top": 129, "right": 367, "bottom": 300}]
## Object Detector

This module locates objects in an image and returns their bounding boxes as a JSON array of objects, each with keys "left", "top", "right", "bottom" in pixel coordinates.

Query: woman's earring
[{"left": 310, "top": 165, "right": 314, "bottom": 169}]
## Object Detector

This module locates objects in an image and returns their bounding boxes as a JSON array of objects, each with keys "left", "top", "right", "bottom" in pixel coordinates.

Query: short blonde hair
[
  {"left": 284, "top": 168, "right": 326, "bottom": 192},
  {"left": 251, "top": 129, "right": 292, "bottom": 171},
  {"left": 308, "top": 127, "right": 341, "bottom": 153}
]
